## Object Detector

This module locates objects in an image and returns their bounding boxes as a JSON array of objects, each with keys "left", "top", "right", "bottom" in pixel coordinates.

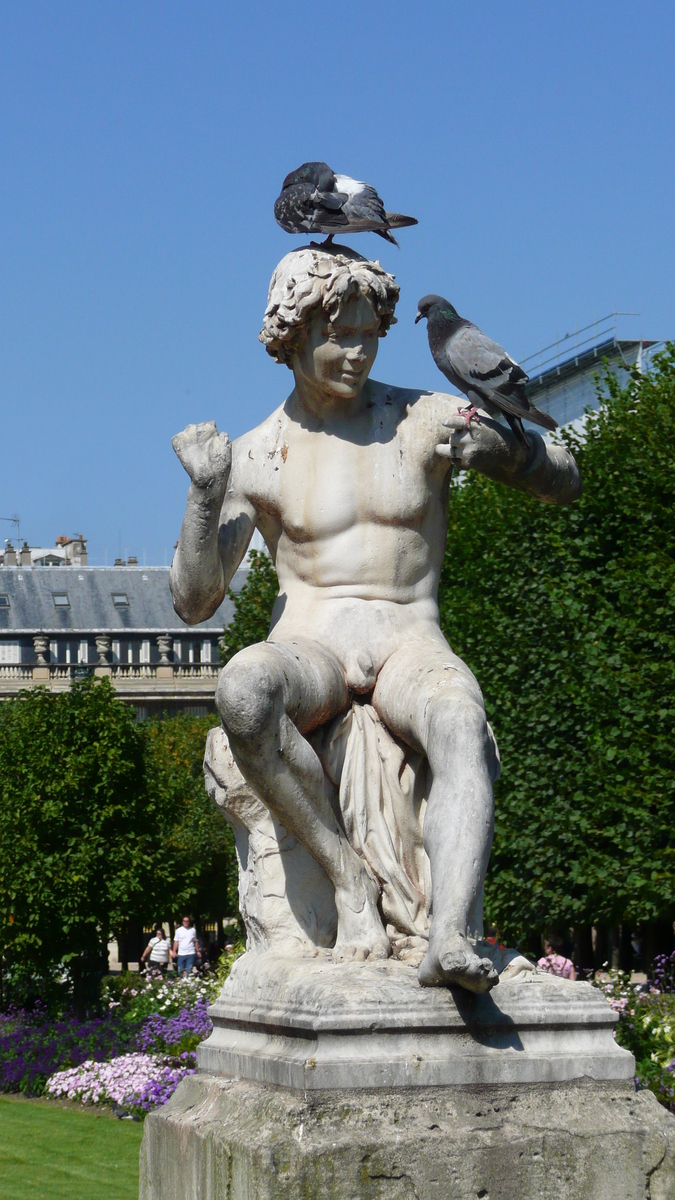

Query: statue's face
[{"left": 292, "top": 293, "right": 380, "bottom": 404}]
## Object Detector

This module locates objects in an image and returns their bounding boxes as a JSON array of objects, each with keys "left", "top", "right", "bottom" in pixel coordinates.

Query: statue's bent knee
[
  {"left": 216, "top": 653, "right": 282, "bottom": 743},
  {"left": 428, "top": 697, "right": 489, "bottom": 757}
]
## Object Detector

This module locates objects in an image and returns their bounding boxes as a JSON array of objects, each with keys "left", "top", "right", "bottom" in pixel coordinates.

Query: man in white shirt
[{"left": 172, "top": 915, "right": 201, "bottom": 975}]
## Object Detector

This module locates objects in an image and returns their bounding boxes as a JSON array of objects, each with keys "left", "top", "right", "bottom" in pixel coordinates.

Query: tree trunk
[
  {"left": 572, "top": 925, "right": 594, "bottom": 975},
  {"left": 608, "top": 926, "right": 621, "bottom": 970}
]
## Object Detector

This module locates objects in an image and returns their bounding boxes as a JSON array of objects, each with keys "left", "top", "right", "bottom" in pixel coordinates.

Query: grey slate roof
[{"left": 0, "top": 566, "right": 246, "bottom": 635}]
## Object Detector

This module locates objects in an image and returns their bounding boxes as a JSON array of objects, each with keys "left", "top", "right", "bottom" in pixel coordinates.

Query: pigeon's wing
[
  {"left": 445, "top": 327, "right": 531, "bottom": 414},
  {"left": 274, "top": 182, "right": 350, "bottom": 232},
  {"left": 311, "top": 187, "right": 351, "bottom": 226},
  {"left": 444, "top": 325, "right": 513, "bottom": 389},
  {"left": 334, "top": 175, "right": 388, "bottom": 226},
  {"left": 446, "top": 327, "right": 557, "bottom": 431}
]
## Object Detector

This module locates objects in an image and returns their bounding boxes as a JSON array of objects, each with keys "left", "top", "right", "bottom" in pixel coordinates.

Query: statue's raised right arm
[{"left": 170, "top": 420, "right": 256, "bottom": 625}]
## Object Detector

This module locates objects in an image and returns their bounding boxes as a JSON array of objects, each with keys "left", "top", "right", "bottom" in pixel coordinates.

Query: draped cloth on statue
[
  {"left": 205, "top": 699, "right": 437, "bottom": 958},
  {"left": 311, "top": 702, "right": 431, "bottom": 947}
]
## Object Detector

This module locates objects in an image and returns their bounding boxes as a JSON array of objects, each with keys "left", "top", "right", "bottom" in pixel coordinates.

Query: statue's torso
[{"left": 229, "top": 380, "right": 460, "bottom": 678}]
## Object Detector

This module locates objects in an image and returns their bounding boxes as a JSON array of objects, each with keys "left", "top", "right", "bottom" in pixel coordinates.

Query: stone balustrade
[{"left": 0, "top": 658, "right": 220, "bottom": 703}]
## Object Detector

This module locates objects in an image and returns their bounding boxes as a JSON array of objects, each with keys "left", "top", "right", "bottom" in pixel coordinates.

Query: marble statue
[{"left": 170, "top": 244, "right": 581, "bottom": 994}]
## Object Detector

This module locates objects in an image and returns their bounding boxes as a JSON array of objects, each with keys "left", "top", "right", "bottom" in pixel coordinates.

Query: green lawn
[{"left": 0, "top": 1095, "right": 143, "bottom": 1200}]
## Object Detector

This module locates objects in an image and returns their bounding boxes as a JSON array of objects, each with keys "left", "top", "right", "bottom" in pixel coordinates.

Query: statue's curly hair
[{"left": 259, "top": 245, "right": 399, "bottom": 367}]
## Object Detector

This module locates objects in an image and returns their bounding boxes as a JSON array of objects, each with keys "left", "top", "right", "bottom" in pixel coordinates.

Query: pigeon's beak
[{"left": 414, "top": 311, "right": 423, "bottom": 324}]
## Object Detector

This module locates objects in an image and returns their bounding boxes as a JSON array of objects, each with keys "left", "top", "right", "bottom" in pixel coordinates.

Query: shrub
[{"left": 439, "top": 348, "right": 675, "bottom": 944}]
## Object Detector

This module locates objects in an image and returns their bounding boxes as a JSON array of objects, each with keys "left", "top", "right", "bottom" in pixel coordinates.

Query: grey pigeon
[
  {"left": 415, "top": 294, "right": 557, "bottom": 444},
  {"left": 274, "top": 161, "right": 418, "bottom": 246}
]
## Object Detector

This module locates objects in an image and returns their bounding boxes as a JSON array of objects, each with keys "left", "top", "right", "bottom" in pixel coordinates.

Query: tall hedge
[
  {"left": 140, "top": 713, "right": 238, "bottom": 925},
  {"left": 0, "top": 679, "right": 150, "bottom": 1009},
  {"left": 438, "top": 348, "right": 675, "bottom": 945}
]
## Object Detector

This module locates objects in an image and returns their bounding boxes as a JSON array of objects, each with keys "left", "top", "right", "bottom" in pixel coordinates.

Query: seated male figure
[{"left": 170, "top": 247, "right": 581, "bottom": 993}]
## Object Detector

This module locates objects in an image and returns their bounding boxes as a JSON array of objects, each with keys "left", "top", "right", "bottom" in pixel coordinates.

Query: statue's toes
[
  {"left": 460, "top": 956, "right": 499, "bottom": 993},
  {"left": 367, "top": 941, "right": 390, "bottom": 962},
  {"left": 332, "top": 944, "right": 360, "bottom": 963},
  {"left": 419, "top": 948, "right": 499, "bottom": 993},
  {"left": 332, "top": 936, "right": 390, "bottom": 964}
]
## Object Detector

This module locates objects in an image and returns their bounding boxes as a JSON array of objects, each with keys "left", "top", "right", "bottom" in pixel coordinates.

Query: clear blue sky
[{"left": 1, "top": 2, "right": 673, "bottom": 564}]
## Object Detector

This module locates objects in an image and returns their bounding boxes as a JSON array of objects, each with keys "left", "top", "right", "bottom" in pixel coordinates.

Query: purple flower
[
  {"left": 46, "top": 1051, "right": 197, "bottom": 1112},
  {"left": 136, "top": 999, "right": 212, "bottom": 1055},
  {"left": 0, "top": 1007, "right": 137, "bottom": 1096}
]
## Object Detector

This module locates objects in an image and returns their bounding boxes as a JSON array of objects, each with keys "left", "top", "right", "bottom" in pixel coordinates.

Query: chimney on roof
[
  {"left": 4, "top": 543, "right": 17, "bottom": 566},
  {"left": 114, "top": 557, "right": 125, "bottom": 566},
  {"left": 20, "top": 541, "right": 31, "bottom": 566},
  {"left": 54, "top": 534, "right": 88, "bottom": 565},
  {"left": 128, "top": 555, "right": 138, "bottom": 566},
  {"left": 67, "top": 536, "right": 87, "bottom": 566}
]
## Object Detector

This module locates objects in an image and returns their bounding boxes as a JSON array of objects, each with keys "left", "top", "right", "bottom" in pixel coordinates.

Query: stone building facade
[{"left": 0, "top": 552, "right": 246, "bottom": 717}]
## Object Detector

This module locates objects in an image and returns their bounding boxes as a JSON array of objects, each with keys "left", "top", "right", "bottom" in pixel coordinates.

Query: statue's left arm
[{"left": 436, "top": 409, "right": 581, "bottom": 505}]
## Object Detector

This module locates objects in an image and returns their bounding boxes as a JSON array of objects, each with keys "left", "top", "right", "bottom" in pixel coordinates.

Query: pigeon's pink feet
[{"left": 460, "top": 404, "right": 480, "bottom": 428}]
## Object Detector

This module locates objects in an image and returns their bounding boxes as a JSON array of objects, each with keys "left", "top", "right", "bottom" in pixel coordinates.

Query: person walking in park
[
  {"left": 537, "top": 933, "right": 576, "bottom": 979},
  {"left": 173, "top": 915, "right": 201, "bottom": 975},
  {"left": 141, "top": 926, "right": 172, "bottom": 974}
]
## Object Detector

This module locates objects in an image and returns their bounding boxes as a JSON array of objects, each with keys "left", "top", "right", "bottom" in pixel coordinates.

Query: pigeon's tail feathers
[
  {"left": 505, "top": 413, "right": 528, "bottom": 446},
  {"left": 523, "top": 404, "right": 558, "bottom": 432},
  {"left": 384, "top": 212, "right": 418, "bottom": 230},
  {"left": 495, "top": 390, "right": 558, "bottom": 433},
  {"left": 375, "top": 227, "right": 400, "bottom": 246}
]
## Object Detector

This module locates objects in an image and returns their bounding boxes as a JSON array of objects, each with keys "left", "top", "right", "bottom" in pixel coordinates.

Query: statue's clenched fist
[
  {"left": 435, "top": 411, "right": 530, "bottom": 473},
  {"left": 172, "top": 421, "right": 232, "bottom": 495}
]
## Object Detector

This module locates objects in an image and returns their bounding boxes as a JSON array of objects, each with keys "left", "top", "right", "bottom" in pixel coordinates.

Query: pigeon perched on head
[
  {"left": 274, "top": 161, "right": 418, "bottom": 246},
  {"left": 415, "top": 295, "right": 557, "bottom": 445}
]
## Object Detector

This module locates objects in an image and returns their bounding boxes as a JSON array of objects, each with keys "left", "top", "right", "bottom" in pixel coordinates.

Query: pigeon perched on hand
[
  {"left": 274, "top": 161, "right": 418, "bottom": 245},
  {"left": 415, "top": 295, "right": 557, "bottom": 445}
]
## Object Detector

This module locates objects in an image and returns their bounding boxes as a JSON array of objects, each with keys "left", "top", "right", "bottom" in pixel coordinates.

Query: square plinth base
[
  {"left": 139, "top": 1073, "right": 675, "bottom": 1200},
  {"left": 199, "top": 954, "right": 635, "bottom": 1089}
]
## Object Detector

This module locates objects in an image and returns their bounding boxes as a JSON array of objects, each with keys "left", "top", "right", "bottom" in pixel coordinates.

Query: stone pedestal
[
  {"left": 198, "top": 954, "right": 633, "bottom": 1089},
  {"left": 138, "top": 955, "right": 675, "bottom": 1198},
  {"left": 140, "top": 1075, "right": 675, "bottom": 1200}
]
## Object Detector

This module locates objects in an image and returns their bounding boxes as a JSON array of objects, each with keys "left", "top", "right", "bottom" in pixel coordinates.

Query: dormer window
[
  {"left": 0, "top": 594, "right": 9, "bottom": 608},
  {"left": 112, "top": 593, "right": 129, "bottom": 607},
  {"left": 52, "top": 593, "right": 70, "bottom": 607}
]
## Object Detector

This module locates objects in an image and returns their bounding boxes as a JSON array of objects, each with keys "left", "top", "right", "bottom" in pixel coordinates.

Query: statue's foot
[
  {"left": 418, "top": 933, "right": 499, "bottom": 993},
  {"left": 332, "top": 875, "right": 390, "bottom": 963},
  {"left": 391, "top": 934, "right": 428, "bottom": 968}
]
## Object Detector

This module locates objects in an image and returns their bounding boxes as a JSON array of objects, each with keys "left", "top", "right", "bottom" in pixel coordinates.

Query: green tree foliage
[
  {"left": 0, "top": 680, "right": 150, "bottom": 1009},
  {"left": 222, "top": 549, "right": 278, "bottom": 662},
  {"left": 0, "top": 681, "right": 238, "bottom": 1010},
  {"left": 438, "top": 348, "right": 675, "bottom": 945},
  {"left": 139, "top": 713, "right": 238, "bottom": 925}
]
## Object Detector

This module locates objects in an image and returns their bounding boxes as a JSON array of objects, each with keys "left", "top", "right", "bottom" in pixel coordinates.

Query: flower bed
[
  {"left": 0, "top": 944, "right": 244, "bottom": 1115},
  {"left": 45, "top": 1051, "right": 197, "bottom": 1115},
  {"left": 593, "top": 952, "right": 675, "bottom": 1114},
  {"left": 137, "top": 997, "right": 212, "bottom": 1054},
  {"left": 0, "top": 1004, "right": 137, "bottom": 1096}
]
